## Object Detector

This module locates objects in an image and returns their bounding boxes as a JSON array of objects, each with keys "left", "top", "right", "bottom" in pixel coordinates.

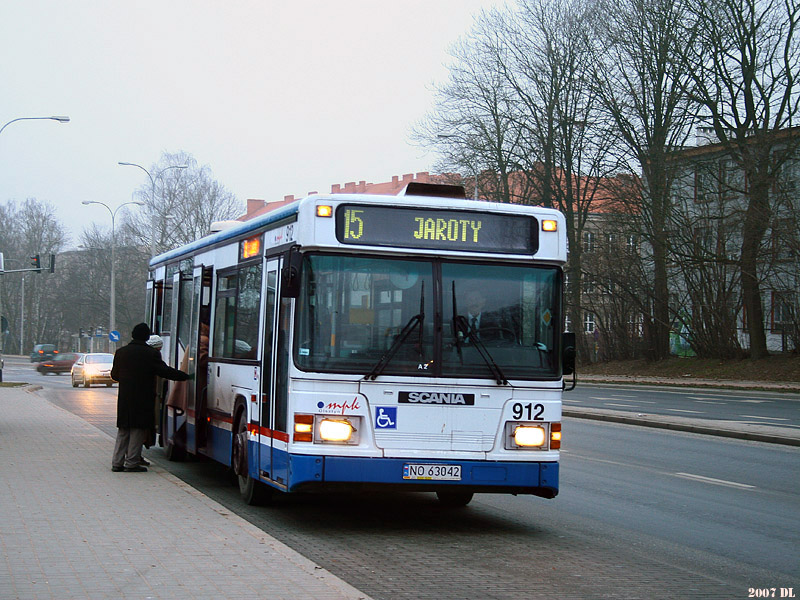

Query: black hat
[{"left": 132, "top": 322, "right": 151, "bottom": 341}]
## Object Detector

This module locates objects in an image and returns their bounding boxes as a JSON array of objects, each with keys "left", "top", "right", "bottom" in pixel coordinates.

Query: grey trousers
[{"left": 112, "top": 428, "right": 148, "bottom": 468}]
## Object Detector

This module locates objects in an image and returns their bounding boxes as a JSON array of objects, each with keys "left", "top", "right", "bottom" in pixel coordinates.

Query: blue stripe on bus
[{"left": 283, "top": 451, "right": 558, "bottom": 492}]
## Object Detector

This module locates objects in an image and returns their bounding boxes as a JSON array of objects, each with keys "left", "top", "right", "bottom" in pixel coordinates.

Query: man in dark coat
[{"left": 111, "top": 323, "right": 189, "bottom": 472}]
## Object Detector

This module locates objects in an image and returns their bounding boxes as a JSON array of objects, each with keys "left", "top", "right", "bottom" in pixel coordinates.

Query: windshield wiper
[
  {"left": 451, "top": 282, "right": 463, "bottom": 364},
  {"left": 364, "top": 282, "right": 425, "bottom": 381},
  {"left": 453, "top": 314, "right": 509, "bottom": 385}
]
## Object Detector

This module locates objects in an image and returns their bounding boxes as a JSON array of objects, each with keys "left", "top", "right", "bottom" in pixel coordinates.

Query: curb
[
  {"left": 563, "top": 408, "right": 800, "bottom": 447},
  {"left": 577, "top": 375, "right": 800, "bottom": 394}
]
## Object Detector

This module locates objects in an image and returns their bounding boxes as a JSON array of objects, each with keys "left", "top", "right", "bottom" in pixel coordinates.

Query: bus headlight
[
  {"left": 317, "top": 417, "right": 360, "bottom": 444},
  {"left": 514, "top": 425, "right": 546, "bottom": 447},
  {"left": 505, "top": 422, "right": 559, "bottom": 450}
]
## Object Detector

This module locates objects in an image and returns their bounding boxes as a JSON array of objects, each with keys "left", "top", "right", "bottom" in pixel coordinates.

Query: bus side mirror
[
  {"left": 280, "top": 247, "right": 303, "bottom": 298},
  {"left": 562, "top": 332, "right": 576, "bottom": 376}
]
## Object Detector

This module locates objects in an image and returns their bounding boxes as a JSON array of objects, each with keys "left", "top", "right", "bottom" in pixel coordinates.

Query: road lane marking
[
  {"left": 740, "top": 415, "right": 789, "bottom": 421},
  {"left": 693, "top": 400, "right": 725, "bottom": 405},
  {"left": 604, "top": 403, "right": 637, "bottom": 408},
  {"left": 666, "top": 408, "right": 705, "bottom": 414},
  {"left": 592, "top": 396, "right": 655, "bottom": 404},
  {"left": 674, "top": 472, "right": 755, "bottom": 490},
  {"left": 739, "top": 400, "right": 771, "bottom": 404}
]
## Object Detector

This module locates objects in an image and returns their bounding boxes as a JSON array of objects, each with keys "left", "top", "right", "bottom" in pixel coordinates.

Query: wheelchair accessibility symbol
[{"left": 375, "top": 407, "right": 397, "bottom": 429}]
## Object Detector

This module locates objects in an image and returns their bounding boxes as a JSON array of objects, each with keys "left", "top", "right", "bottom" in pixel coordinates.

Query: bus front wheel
[{"left": 233, "top": 411, "right": 271, "bottom": 506}]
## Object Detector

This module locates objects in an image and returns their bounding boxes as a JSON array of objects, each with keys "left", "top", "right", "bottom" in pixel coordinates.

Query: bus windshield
[{"left": 295, "top": 254, "right": 561, "bottom": 380}]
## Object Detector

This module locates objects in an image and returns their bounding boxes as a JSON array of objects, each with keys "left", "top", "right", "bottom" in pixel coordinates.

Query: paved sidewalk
[{"left": 0, "top": 385, "right": 370, "bottom": 600}]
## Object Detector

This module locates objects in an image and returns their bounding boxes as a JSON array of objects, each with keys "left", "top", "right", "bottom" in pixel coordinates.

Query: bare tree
[
  {"left": 414, "top": 9, "right": 528, "bottom": 203},
  {"left": 685, "top": 0, "right": 800, "bottom": 358},
  {"left": 667, "top": 160, "right": 744, "bottom": 357},
  {"left": 0, "top": 199, "right": 68, "bottom": 353},
  {"left": 122, "top": 151, "right": 242, "bottom": 256},
  {"left": 590, "top": 0, "right": 699, "bottom": 360},
  {"left": 500, "top": 0, "right": 624, "bottom": 361}
]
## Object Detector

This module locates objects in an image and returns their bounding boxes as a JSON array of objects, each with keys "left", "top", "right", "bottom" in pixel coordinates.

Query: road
[
  {"left": 7, "top": 357, "right": 800, "bottom": 599},
  {"left": 565, "top": 382, "right": 800, "bottom": 429}
]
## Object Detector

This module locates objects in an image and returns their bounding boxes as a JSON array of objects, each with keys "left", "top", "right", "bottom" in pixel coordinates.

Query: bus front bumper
[{"left": 286, "top": 455, "right": 559, "bottom": 498}]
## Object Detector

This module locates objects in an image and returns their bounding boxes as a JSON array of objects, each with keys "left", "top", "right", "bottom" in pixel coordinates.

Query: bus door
[
  {"left": 171, "top": 271, "right": 193, "bottom": 369},
  {"left": 258, "top": 259, "right": 279, "bottom": 482},
  {"left": 271, "top": 269, "right": 292, "bottom": 486},
  {"left": 185, "top": 265, "right": 213, "bottom": 454},
  {"left": 165, "top": 270, "right": 192, "bottom": 447}
]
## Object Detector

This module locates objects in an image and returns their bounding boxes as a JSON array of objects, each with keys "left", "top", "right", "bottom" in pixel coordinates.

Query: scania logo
[{"left": 398, "top": 391, "right": 475, "bottom": 405}]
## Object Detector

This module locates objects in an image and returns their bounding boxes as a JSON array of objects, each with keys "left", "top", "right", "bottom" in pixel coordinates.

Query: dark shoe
[
  {"left": 124, "top": 465, "right": 148, "bottom": 472},
  {"left": 138, "top": 458, "right": 150, "bottom": 466},
  {"left": 111, "top": 466, "right": 125, "bottom": 472}
]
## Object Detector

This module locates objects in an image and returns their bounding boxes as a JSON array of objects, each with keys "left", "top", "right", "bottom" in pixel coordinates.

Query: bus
[{"left": 146, "top": 184, "right": 574, "bottom": 507}]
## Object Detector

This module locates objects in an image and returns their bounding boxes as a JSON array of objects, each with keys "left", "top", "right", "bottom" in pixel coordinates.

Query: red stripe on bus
[{"left": 247, "top": 423, "right": 289, "bottom": 442}]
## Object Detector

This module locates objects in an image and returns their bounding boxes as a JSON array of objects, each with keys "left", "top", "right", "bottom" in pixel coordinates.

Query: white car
[{"left": 71, "top": 353, "right": 115, "bottom": 388}]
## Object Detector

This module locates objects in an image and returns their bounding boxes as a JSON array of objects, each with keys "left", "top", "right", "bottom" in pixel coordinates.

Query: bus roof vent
[
  {"left": 398, "top": 182, "right": 467, "bottom": 199},
  {"left": 209, "top": 220, "right": 241, "bottom": 234}
]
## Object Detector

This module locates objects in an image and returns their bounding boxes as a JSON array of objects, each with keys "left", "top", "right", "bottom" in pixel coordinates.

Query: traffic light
[
  {"left": 49, "top": 253, "right": 56, "bottom": 273},
  {"left": 30, "top": 254, "right": 41, "bottom": 272}
]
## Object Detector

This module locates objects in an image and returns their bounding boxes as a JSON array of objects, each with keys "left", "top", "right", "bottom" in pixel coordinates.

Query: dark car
[
  {"left": 37, "top": 352, "right": 82, "bottom": 375},
  {"left": 30, "top": 344, "right": 57, "bottom": 362}
]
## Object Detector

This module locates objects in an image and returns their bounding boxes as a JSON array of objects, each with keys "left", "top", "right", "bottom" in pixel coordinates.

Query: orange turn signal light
[
  {"left": 293, "top": 414, "right": 314, "bottom": 442},
  {"left": 550, "top": 423, "right": 562, "bottom": 449}
]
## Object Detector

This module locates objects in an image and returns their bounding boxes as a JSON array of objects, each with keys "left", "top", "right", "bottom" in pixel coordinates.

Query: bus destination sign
[{"left": 335, "top": 205, "right": 538, "bottom": 254}]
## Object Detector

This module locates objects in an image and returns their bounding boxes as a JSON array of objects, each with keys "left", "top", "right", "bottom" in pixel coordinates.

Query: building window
[
  {"left": 694, "top": 166, "right": 713, "bottom": 203},
  {"left": 771, "top": 292, "right": 794, "bottom": 334},
  {"left": 772, "top": 217, "right": 796, "bottom": 262},
  {"left": 584, "top": 312, "right": 595, "bottom": 333},
  {"left": 583, "top": 231, "right": 595, "bottom": 253}
]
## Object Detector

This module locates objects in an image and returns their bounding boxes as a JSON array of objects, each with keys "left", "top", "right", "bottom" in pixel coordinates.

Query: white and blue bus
[{"left": 147, "top": 184, "right": 573, "bottom": 506}]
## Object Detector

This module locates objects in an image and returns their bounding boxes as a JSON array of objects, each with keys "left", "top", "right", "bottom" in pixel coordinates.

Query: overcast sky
[{"left": 1, "top": 0, "right": 504, "bottom": 248}]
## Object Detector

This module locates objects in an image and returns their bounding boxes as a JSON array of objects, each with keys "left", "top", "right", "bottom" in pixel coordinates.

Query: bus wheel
[
  {"left": 436, "top": 491, "right": 474, "bottom": 507},
  {"left": 233, "top": 412, "right": 271, "bottom": 505}
]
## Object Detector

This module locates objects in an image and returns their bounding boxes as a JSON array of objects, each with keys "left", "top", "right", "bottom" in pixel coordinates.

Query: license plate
[{"left": 403, "top": 464, "right": 462, "bottom": 481}]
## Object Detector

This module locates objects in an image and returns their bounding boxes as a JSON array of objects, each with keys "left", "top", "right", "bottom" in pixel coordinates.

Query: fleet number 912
[{"left": 512, "top": 402, "right": 545, "bottom": 421}]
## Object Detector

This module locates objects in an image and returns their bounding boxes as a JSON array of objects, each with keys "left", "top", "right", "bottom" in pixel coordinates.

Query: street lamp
[
  {"left": 81, "top": 200, "right": 145, "bottom": 350},
  {"left": 118, "top": 161, "right": 188, "bottom": 257},
  {"left": 0, "top": 115, "right": 70, "bottom": 136}
]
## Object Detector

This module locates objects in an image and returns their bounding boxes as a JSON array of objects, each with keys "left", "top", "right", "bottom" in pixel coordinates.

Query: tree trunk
[
  {"left": 645, "top": 158, "right": 672, "bottom": 361},
  {"left": 740, "top": 182, "right": 770, "bottom": 359}
]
